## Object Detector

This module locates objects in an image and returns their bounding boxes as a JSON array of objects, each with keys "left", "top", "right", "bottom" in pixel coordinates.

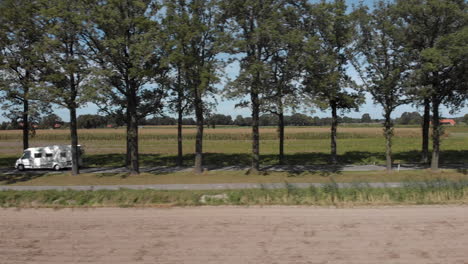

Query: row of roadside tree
[{"left": 1, "top": 0, "right": 466, "bottom": 175}]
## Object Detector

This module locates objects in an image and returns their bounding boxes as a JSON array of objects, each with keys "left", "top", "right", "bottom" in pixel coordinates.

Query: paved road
[
  {"left": 1, "top": 163, "right": 466, "bottom": 175},
  {"left": 0, "top": 182, "right": 408, "bottom": 191}
]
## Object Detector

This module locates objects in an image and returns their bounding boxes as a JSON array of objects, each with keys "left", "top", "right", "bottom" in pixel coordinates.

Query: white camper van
[{"left": 15, "top": 145, "right": 83, "bottom": 171}]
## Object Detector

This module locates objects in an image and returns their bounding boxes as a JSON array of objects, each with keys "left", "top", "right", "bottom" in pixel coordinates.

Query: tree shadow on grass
[
  {"left": 438, "top": 150, "right": 468, "bottom": 165},
  {"left": 84, "top": 150, "right": 468, "bottom": 169},
  {"left": 0, "top": 157, "right": 17, "bottom": 168},
  {"left": 84, "top": 153, "right": 189, "bottom": 167},
  {"left": 282, "top": 168, "right": 342, "bottom": 178},
  {"left": 0, "top": 172, "right": 47, "bottom": 185},
  {"left": 3, "top": 149, "right": 467, "bottom": 170},
  {"left": 84, "top": 154, "right": 128, "bottom": 167},
  {"left": 1, "top": 150, "right": 465, "bottom": 184},
  {"left": 84, "top": 152, "right": 334, "bottom": 168}
]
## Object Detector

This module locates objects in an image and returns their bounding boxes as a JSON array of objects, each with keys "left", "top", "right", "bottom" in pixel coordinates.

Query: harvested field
[{"left": 1, "top": 206, "right": 467, "bottom": 263}]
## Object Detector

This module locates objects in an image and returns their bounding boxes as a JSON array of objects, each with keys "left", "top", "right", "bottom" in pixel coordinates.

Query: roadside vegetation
[
  {"left": 1, "top": 179, "right": 468, "bottom": 208},
  {"left": 1, "top": 169, "right": 467, "bottom": 186}
]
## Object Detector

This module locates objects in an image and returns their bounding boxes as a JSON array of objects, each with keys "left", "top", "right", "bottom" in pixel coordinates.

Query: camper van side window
[
  {"left": 60, "top": 152, "right": 67, "bottom": 158},
  {"left": 45, "top": 153, "right": 53, "bottom": 158},
  {"left": 34, "top": 153, "right": 42, "bottom": 158}
]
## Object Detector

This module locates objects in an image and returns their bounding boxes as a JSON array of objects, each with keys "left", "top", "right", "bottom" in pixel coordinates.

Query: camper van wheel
[
  {"left": 17, "top": 164, "right": 25, "bottom": 171},
  {"left": 53, "top": 165, "right": 61, "bottom": 171}
]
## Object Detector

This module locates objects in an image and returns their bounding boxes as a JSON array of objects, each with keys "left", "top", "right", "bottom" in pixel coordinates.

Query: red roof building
[
  {"left": 18, "top": 122, "right": 38, "bottom": 128},
  {"left": 438, "top": 119, "right": 456, "bottom": 126}
]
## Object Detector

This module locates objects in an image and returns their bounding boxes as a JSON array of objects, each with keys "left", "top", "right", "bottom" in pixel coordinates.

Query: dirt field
[{"left": 1, "top": 206, "right": 468, "bottom": 263}]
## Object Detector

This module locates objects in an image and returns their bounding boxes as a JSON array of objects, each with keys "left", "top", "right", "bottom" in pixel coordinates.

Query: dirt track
[{"left": 1, "top": 206, "right": 468, "bottom": 264}]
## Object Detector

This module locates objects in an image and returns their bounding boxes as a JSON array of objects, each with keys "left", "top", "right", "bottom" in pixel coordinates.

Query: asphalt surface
[
  {"left": 0, "top": 182, "right": 408, "bottom": 191},
  {"left": 1, "top": 163, "right": 467, "bottom": 175}
]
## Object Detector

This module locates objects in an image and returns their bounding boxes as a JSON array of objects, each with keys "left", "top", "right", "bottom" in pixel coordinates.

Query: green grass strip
[{"left": 1, "top": 179, "right": 467, "bottom": 208}]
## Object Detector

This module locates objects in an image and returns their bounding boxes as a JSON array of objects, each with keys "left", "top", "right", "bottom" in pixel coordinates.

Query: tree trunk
[
  {"left": 276, "top": 86, "right": 285, "bottom": 165},
  {"left": 383, "top": 111, "right": 393, "bottom": 171},
  {"left": 69, "top": 107, "right": 80, "bottom": 175},
  {"left": 22, "top": 98, "right": 29, "bottom": 150},
  {"left": 177, "top": 107, "right": 183, "bottom": 167},
  {"left": 251, "top": 90, "right": 260, "bottom": 172},
  {"left": 431, "top": 97, "right": 440, "bottom": 171},
  {"left": 176, "top": 67, "right": 183, "bottom": 167},
  {"left": 330, "top": 101, "right": 338, "bottom": 164},
  {"left": 127, "top": 94, "right": 139, "bottom": 174},
  {"left": 193, "top": 91, "right": 204, "bottom": 174},
  {"left": 421, "top": 98, "right": 430, "bottom": 164},
  {"left": 125, "top": 110, "right": 131, "bottom": 168},
  {"left": 68, "top": 69, "right": 79, "bottom": 175},
  {"left": 278, "top": 112, "right": 284, "bottom": 165}
]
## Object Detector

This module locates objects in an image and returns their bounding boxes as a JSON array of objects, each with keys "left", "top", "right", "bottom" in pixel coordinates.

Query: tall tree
[
  {"left": 39, "top": 0, "right": 95, "bottom": 175},
  {"left": 352, "top": 1, "right": 410, "bottom": 171},
  {"left": 360, "top": 113, "right": 372, "bottom": 123},
  {"left": 166, "top": 69, "right": 192, "bottom": 167},
  {"left": 84, "top": 0, "right": 166, "bottom": 174},
  {"left": 0, "top": 0, "right": 46, "bottom": 150},
  {"left": 222, "top": 0, "right": 286, "bottom": 172},
  {"left": 302, "top": 0, "right": 363, "bottom": 164},
  {"left": 163, "top": 0, "right": 224, "bottom": 172},
  {"left": 425, "top": 24, "right": 467, "bottom": 170},
  {"left": 261, "top": 3, "right": 304, "bottom": 165},
  {"left": 397, "top": 112, "right": 422, "bottom": 125},
  {"left": 463, "top": 114, "right": 468, "bottom": 125},
  {"left": 396, "top": 0, "right": 467, "bottom": 170},
  {"left": 162, "top": 12, "right": 191, "bottom": 167}
]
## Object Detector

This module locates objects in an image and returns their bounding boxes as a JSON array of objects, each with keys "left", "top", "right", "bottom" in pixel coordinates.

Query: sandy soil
[{"left": 1, "top": 206, "right": 468, "bottom": 264}]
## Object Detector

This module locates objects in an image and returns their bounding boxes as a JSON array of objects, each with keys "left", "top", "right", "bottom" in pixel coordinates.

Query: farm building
[
  {"left": 430, "top": 119, "right": 456, "bottom": 126},
  {"left": 439, "top": 119, "right": 456, "bottom": 126}
]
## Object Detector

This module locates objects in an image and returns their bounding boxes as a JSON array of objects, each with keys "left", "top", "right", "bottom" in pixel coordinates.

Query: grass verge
[
  {"left": 1, "top": 169, "right": 468, "bottom": 186},
  {"left": 1, "top": 179, "right": 467, "bottom": 208}
]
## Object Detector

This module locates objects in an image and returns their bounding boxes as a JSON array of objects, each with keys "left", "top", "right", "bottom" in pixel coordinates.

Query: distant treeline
[
  {"left": 1, "top": 112, "right": 466, "bottom": 130},
  {"left": 147, "top": 113, "right": 380, "bottom": 127}
]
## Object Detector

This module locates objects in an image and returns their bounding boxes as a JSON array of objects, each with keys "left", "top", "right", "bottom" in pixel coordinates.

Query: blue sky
[{"left": 1, "top": 0, "right": 467, "bottom": 122}]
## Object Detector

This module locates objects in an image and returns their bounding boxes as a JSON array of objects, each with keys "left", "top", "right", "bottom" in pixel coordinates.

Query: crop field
[
  {"left": 0, "top": 126, "right": 429, "bottom": 140},
  {"left": 0, "top": 126, "right": 467, "bottom": 168}
]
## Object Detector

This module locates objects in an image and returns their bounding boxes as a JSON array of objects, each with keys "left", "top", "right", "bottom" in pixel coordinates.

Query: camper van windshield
[{"left": 21, "top": 151, "right": 31, "bottom": 159}]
